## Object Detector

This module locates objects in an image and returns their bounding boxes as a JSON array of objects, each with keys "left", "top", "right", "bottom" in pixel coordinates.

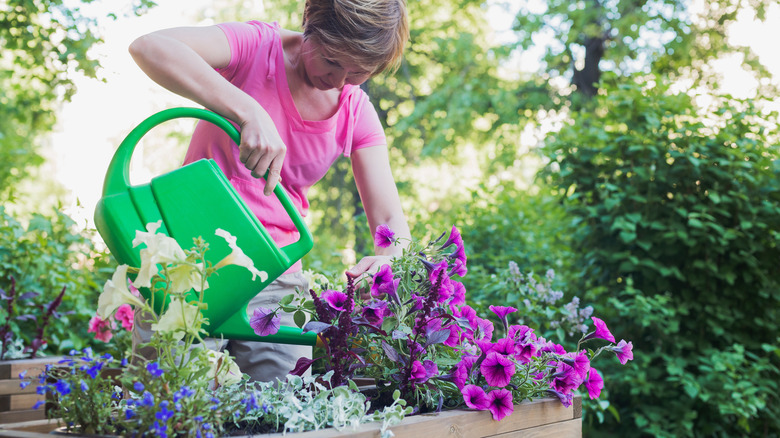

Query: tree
[{"left": 0, "top": 0, "right": 155, "bottom": 202}]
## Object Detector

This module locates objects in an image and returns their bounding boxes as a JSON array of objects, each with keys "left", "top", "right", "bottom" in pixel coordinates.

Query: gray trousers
[{"left": 132, "top": 272, "right": 312, "bottom": 383}]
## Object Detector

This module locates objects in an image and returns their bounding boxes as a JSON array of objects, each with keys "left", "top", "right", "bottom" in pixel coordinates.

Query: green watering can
[{"left": 94, "top": 107, "right": 318, "bottom": 347}]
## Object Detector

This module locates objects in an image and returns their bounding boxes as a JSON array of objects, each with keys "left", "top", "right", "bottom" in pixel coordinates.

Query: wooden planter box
[
  {"left": 0, "top": 396, "right": 582, "bottom": 437},
  {"left": 0, "top": 356, "right": 63, "bottom": 424}
]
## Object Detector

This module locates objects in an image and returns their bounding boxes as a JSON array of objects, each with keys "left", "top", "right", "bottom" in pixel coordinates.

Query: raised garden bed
[{"left": 0, "top": 396, "right": 582, "bottom": 438}]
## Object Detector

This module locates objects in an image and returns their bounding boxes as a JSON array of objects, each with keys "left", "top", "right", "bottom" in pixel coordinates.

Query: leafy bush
[
  {"left": 0, "top": 206, "right": 114, "bottom": 356},
  {"left": 541, "top": 78, "right": 780, "bottom": 437}
]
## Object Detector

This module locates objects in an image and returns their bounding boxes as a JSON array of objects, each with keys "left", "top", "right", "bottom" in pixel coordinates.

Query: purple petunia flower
[
  {"left": 322, "top": 289, "right": 349, "bottom": 312},
  {"left": 480, "top": 352, "right": 516, "bottom": 387},
  {"left": 453, "top": 355, "right": 478, "bottom": 389},
  {"left": 561, "top": 351, "right": 591, "bottom": 381},
  {"left": 548, "top": 388, "right": 574, "bottom": 407},
  {"left": 584, "top": 368, "right": 604, "bottom": 400},
  {"left": 487, "top": 388, "right": 514, "bottom": 421},
  {"left": 462, "top": 384, "right": 490, "bottom": 410},
  {"left": 551, "top": 363, "right": 583, "bottom": 394},
  {"left": 362, "top": 300, "right": 389, "bottom": 326},
  {"left": 489, "top": 305, "right": 517, "bottom": 332},
  {"left": 440, "top": 225, "right": 463, "bottom": 252},
  {"left": 613, "top": 339, "right": 634, "bottom": 365},
  {"left": 586, "top": 316, "right": 616, "bottom": 343},
  {"left": 449, "top": 248, "right": 468, "bottom": 277},
  {"left": 410, "top": 360, "right": 427, "bottom": 382},
  {"left": 250, "top": 307, "right": 281, "bottom": 337},
  {"left": 371, "top": 265, "right": 397, "bottom": 299},
  {"left": 374, "top": 224, "right": 396, "bottom": 248},
  {"left": 449, "top": 281, "right": 466, "bottom": 307}
]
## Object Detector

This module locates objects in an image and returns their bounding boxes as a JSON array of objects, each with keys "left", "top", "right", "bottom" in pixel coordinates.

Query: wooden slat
[
  {"left": 490, "top": 418, "right": 582, "bottom": 438},
  {"left": 0, "top": 393, "right": 44, "bottom": 411},
  {"left": 0, "top": 408, "right": 46, "bottom": 424},
  {"left": 0, "top": 379, "right": 37, "bottom": 396},
  {"left": 0, "top": 358, "right": 63, "bottom": 380},
  {"left": 0, "top": 429, "right": 53, "bottom": 438},
  {"left": 0, "top": 419, "right": 60, "bottom": 434},
  {"left": 263, "top": 397, "right": 580, "bottom": 438}
]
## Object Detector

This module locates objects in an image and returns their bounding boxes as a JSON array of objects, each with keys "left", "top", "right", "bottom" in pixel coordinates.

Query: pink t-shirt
[{"left": 183, "top": 21, "right": 387, "bottom": 272}]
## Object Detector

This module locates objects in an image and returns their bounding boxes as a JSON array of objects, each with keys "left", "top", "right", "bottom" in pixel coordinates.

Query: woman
[{"left": 128, "top": 0, "right": 411, "bottom": 382}]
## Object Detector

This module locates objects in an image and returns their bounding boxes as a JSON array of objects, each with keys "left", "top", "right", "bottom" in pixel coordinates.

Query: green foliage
[
  {"left": 541, "top": 78, "right": 780, "bottom": 437},
  {"left": 0, "top": 206, "right": 114, "bottom": 356}
]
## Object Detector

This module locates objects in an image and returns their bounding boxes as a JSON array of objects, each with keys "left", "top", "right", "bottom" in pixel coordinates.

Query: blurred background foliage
[{"left": 2, "top": 0, "right": 779, "bottom": 436}]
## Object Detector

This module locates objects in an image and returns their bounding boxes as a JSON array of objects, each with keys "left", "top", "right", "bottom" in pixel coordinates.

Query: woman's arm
[
  {"left": 129, "top": 26, "right": 285, "bottom": 195},
  {"left": 346, "top": 144, "right": 411, "bottom": 278}
]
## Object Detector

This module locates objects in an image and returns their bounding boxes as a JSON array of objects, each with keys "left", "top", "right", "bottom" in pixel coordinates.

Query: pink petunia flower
[
  {"left": 551, "top": 362, "right": 583, "bottom": 394},
  {"left": 492, "top": 337, "right": 516, "bottom": 356},
  {"left": 586, "top": 316, "right": 616, "bottom": 342},
  {"left": 374, "top": 224, "right": 396, "bottom": 248},
  {"left": 88, "top": 315, "right": 115, "bottom": 343},
  {"left": 480, "top": 352, "right": 516, "bottom": 387},
  {"left": 322, "top": 289, "right": 350, "bottom": 312},
  {"left": 249, "top": 307, "right": 280, "bottom": 337},
  {"left": 562, "top": 351, "right": 591, "bottom": 381},
  {"left": 613, "top": 339, "right": 634, "bottom": 365},
  {"left": 452, "top": 355, "right": 478, "bottom": 389},
  {"left": 371, "top": 265, "right": 399, "bottom": 304},
  {"left": 584, "top": 368, "right": 604, "bottom": 399},
  {"left": 114, "top": 304, "right": 134, "bottom": 331},
  {"left": 462, "top": 384, "right": 490, "bottom": 410},
  {"left": 487, "top": 389, "right": 514, "bottom": 421},
  {"left": 450, "top": 280, "right": 466, "bottom": 306},
  {"left": 410, "top": 360, "right": 427, "bottom": 382},
  {"left": 489, "top": 305, "right": 517, "bottom": 332}
]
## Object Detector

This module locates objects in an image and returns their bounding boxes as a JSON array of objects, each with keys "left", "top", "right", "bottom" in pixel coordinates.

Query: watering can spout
[{"left": 94, "top": 107, "right": 316, "bottom": 346}]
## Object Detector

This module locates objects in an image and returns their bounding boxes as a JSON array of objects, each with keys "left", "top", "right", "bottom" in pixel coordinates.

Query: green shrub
[
  {"left": 0, "top": 206, "right": 115, "bottom": 356},
  {"left": 542, "top": 79, "right": 780, "bottom": 437}
]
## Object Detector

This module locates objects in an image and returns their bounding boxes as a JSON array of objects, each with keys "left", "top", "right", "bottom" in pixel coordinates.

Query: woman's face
[{"left": 301, "top": 38, "right": 372, "bottom": 90}]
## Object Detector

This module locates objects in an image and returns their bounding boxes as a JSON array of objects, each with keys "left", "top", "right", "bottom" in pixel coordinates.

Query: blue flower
[
  {"left": 140, "top": 391, "right": 155, "bottom": 407},
  {"left": 150, "top": 421, "right": 168, "bottom": 438},
  {"left": 36, "top": 385, "right": 48, "bottom": 395},
  {"left": 54, "top": 381, "right": 71, "bottom": 395},
  {"left": 156, "top": 400, "right": 174, "bottom": 422},
  {"left": 81, "top": 347, "right": 94, "bottom": 361},
  {"left": 242, "top": 393, "right": 260, "bottom": 412},
  {"left": 173, "top": 386, "right": 194, "bottom": 402},
  {"left": 125, "top": 409, "right": 134, "bottom": 420},
  {"left": 146, "top": 362, "right": 165, "bottom": 378},
  {"left": 86, "top": 362, "right": 104, "bottom": 379},
  {"left": 262, "top": 402, "right": 271, "bottom": 413},
  {"left": 121, "top": 358, "right": 128, "bottom": 367},
  {"left": 102, "top": 353, "right": 113, "bottom": 361},
  {"left": 133, "top": 381, "right": 145, "bottom": 392},
  {"left": 32, "top": 400, "right": 44, "bottom": 410},
  {"left": 79, "top": 380, "right": 88, "bottom": 392},
  {"left": 19, "top": 380, "right": 31, "bottom": 389},
  {"left": 194, "top": 416, "right": 203, "bottom": 422},
  {"left": 18, "top": 370, "right": 27, "bottom": 379}
]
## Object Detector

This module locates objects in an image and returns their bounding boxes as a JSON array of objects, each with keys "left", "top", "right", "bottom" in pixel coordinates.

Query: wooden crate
[
  {"left": 0, "top": 396, "right": 582, "bottom": 437},
  {"left": 0, "top": 357, "right": 63, "bottom": 424}
]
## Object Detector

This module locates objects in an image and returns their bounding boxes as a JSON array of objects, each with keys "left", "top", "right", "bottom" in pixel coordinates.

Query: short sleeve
[
  {"left": 216, "top": 21, "right": 271, "bottom": 80},
  {"left": 347, "top": 91, "right": 387, "bottom": 157}
]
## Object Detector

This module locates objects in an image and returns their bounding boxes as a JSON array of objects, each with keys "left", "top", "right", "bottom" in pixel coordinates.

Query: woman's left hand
[{"left": 346, "top": 255, "right": 394, "bottom": 280}]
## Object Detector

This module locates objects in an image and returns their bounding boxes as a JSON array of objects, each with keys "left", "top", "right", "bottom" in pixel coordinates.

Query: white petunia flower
[
  {"left": 205, "top": 350, "right": 243, "bottom": 387},
  {"left": 213, "top": 228, "right": 268, "bottom": 282},
  {"left": 167, "top": 262, "right": 208, "bottom": 293},
  {"left": 152, "top": 296, "right": 201, "bottom": 341},
  {"left": 97, "top": 264, "right": 147, "bottom": 319},
  {"left": 132, "top": 221, "right": 187, "bottom": 288}
]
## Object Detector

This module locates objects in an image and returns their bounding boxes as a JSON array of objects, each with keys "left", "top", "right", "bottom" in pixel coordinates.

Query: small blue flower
[
  {"left": 32, "top": 400, "right": 44, "bottom": 410},
  {"left": 125, "top": 409, "right": 134, "bottom": 420},
  {"left": 69, "top": 349, "right": 79, "bottom": 355},
  {"left": 36, "top": 385, "right": 48, "bottom": 395},
  {"left": 133, "top": 381, "right": 145, "bottom": 392},
  {"left": 102, "top": 353, "right": 113, "bottom": 361},
  {"left": 79, "top": 380, "right": 88, "bottom": 392},
  {"left": 203, "top": 423, "right": 211, "bottom": 430},
  {"left": 262, "top": 402, "right": 271, "bottom": 413},
  {"left": 18, "top": 370, "right": 27, "bottom": 379},
  {"left": 81, "top": 347, "right": 94, "bottom": 361},
  {"left": 146, "top": 362, "right": 165, "bottom": 378},
  {"left": 54, "top": 381, "right": 71, "bottom": 395},
  {"left": 19, "top": 380, "right": 31, "bottom": 389},
  {"left": 140, "top": 391, "right": 155, "bottom": 407},
  {"left": 205, "top": 433, "right": 214, "bottom": 438},
  {"left": 151, "top": 421, "right": 168, "bottom": 438},
  {"left": 121, "top": 358, "right": 128, "bottom": 367},
  {"left": 86, "top": 362, "right": 104, "bottom": 379},
  {"left": 156, "top": 400, "right": 173, "bottom": 422},
  {"left": 173, "top": 385, "right": 195, "bottom": 402},
  {"left": 194, "top": 415, "right": 203, "bottom": 422}
]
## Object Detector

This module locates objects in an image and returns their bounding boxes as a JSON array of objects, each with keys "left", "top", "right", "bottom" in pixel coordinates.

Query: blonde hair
[{"left": 302, "top": 0, "right": 409, "bottom": 75}]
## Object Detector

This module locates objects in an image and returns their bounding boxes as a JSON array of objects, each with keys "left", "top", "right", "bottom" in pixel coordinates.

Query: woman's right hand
[{"left": 237, "top": 113, "right": 287, "bottom": 196}]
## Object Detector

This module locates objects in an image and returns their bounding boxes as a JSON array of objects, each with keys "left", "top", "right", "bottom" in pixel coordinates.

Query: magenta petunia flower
[
  {"left": 508, "top": 324, "right": 536, "bottom": 344},
  {"left": 586, "top": 316, "right": 616, "bottom": 342},
  {"left": 441, "top": 225, "right": 463, "bottom": 250},
  {"left": 88, "top": 315, "right": 114, "bottom": 343},
  {"left": 562, "top": 351, "right": 591, "bottom": 381},
  {"left": 362, "top": 300, "right": 389, "bottom": 326},
  {"left": 492, "top": 337, "right": 516, "bottom": 356},
  {"left": 462, "top": 384, "right": 490, "bottom": 410},
  {"left": 453, "top": 355, "right": 478, "bottom": 389},
  {"left": 450, "top": 280, "right": 466, "bottom": 306},
  {"left": 449, "top": 247, "right": 468, "bottom": 277},
  {"left": 551, "top": 363, "right": 583, "bottom": 394},
  {"left": 374, "top": 224, "right": 396, "bottom": 248},
  {"left": 514, "top": 341, "right": 537, "bottom": 365},
  {"left": 584, "top": 368, "right": 604, "bottom": 400},
  {"left": 114, "top": 304, "right": 135, "bottom": 331},
  {"left": 489, "top": 305, "right": 517, "bottom": 332},
  {"left": 249, "top": 307, "right": 280, "bottom": 337},
  {"left": 322, "top": 289, "right": 349, "bottom": 312},
  {"left": 443, "top": 323, "right": 461, "bottom": 347},
  {"left": 548, "top": 388, "right": 573, "bottom": 407},
  {"left": 480, "top": 352, "right": 516, "bottom": 387},
  {"left": 613, "top": 339, "right": 634, "bottom": 365},
  {"left": 487, "top": 389, "right": 514, "bottom": 421},
  {"left": 371, "top": 265, "right": 400, "bottom": 304},
  {"left": 410, "top": 360, "right": 427, "bottom": 382},
  {"left": 476, "top": 338, "right": 495, "bottom": 355}
]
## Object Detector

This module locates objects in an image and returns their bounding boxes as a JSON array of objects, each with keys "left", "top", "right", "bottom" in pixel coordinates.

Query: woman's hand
[
  {"left": 346, "top": 255, "right": 394, "bottom": 301},
  {"left": 237, "top": 114, "right": 287, "bottom": 196}
]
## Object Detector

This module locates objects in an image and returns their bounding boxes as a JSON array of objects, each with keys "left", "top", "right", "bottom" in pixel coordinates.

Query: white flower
[
  {"left": 213, "top": 228, "right": 268, "bottom": 282},
  {"left": 97, "top": 265, "right": 146, "bottom": 319},
  {"left": 167, "top": 262, "right": 208, "bottom": 293},
  {"left": 205, "top": 350, "right": 242, "bottom": 387},
  {"left": 132, "top": 221, "right": 187, "bottom": 288},
  {"left": 152, "top": 296, "right": 201, "bottom": 341}
]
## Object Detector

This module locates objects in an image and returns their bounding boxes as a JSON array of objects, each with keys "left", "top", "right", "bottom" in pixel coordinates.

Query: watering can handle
[{"left": 102, "top": 107, "right": 313, "bottom": 263}]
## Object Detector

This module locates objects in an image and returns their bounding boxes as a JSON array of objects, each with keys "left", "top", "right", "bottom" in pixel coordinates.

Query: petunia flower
[
  {"left": 371, "top": 265, "right": 395, "bottom": 297},
  {"left": 489, "top": 305, "right": 517, "bottom": 332},
  {"left": 449, "top": 280, "right": 466, "bottom": 307},
  {"left": 374, "top": 224, "right": 396, "bottom": 248},
  {"left": 440, "top": 225, "right": 463, "bottom": 252},
  {"left": 152, "top": 296, "right": 201, "bottom": 341},
  {"left": 249, "top": 307, "right": 281, "bottom": 337},
  {"left": 205, "top": 350, "right": 242, "bottom": 387},
  {"left": 561, "top": 351, "right": 591, "bottom": 381},
  {"left": 87, "top": 315, "right": 115, "bottom": 343},
  {"left": 114, "top": 304, "right": 135, "bottom": 331},
  {"left": 487, "top": 389, "right": 514, "bottom": 421},
  {"left": 462, "top": 384, "right": 490, "bottom": 410},
  {"left": 97, "top": 264, "right": 146, "bottom": 320},
  {"left": 322, "top": 289, "right": 349, "bottom": 312},
  {"left": 612, "top": 339, "right": 634, "bottom": 365},
  {"left": 480, "top": 352, "right": 516, "bottom": 387},
  {"left": 132, "top": 221, "right": 187, "bottom": 288},
  {"left": 585, "top": 316, "right": 616, "bottom": 343},
  {"left": 214, "top": 228, "right": 267, "bottom": 282},
  {"left": 166, "top": 262, "right": 208, "bottom": 293},
  {"left": 449, "top": 247, "right": 468, "bottom": 277},
  {"left": 547, "top": 388, "right": 573, "bottom": 407},
  {"left": 362, "top": 299, "right": 389, "bottom": 326},
  {"left": 410, "top": 360, "right": 427, "bottom": 382},
  {"left": 584, "top": 368, "right": 604, "bottom": 399}
]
